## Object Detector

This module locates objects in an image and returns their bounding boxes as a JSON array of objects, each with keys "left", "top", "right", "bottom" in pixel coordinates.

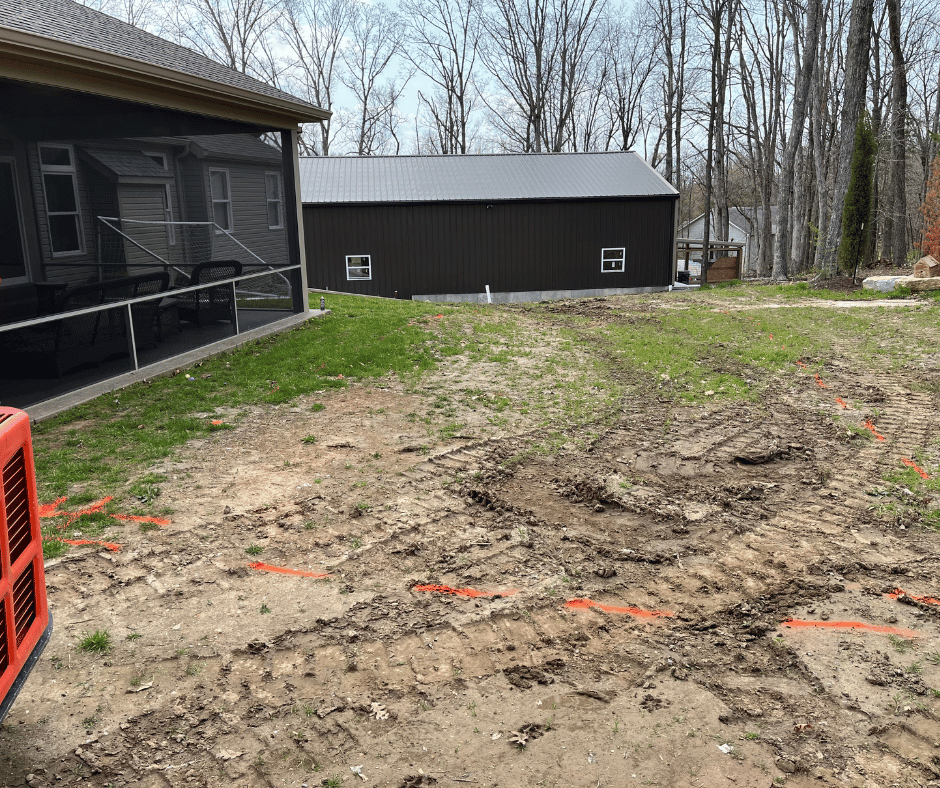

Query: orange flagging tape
[
  {"left": 40, "top": 495, "right": 171, "bottom": 529},
  {"left": 796, "top": 360, "right": 807, "bottom": 369},
  {"left": 813, "top": 374, "right": 828, "bottom": 389},
  {"left": 248, "top": 562, "right": 330, "bottom": 579},
  {"left": 781, "top": 618, "right": 917, "bottom": 638},
  {"left": 565, "top": 598, "right": 674, "bottom": 619},
  {"left": 864, "top": 420, "right": 885, "bottom": 441},
  {"left": 113, "top": 513, "right": 172, "bottom": 526},
  {"left": 900, "top": 458, "right": 929, "bottom": 479},
  {"left": 887, "top": 588, "right": 940, "bottom": 606},
  {"left": 836, "top": 397, "right": 849, "bottom": 409},
  {"left": 413, "top": 584, "right": 518, "bottom": 599},
  {"left": 769, "top": 333, "right": 773, "bottom": 340},
  {"left": 47, "top": 537, "right": 122, "bottom": 552},
  {"left": 211, "top": 419, "right": 224, "bottom": 425}
]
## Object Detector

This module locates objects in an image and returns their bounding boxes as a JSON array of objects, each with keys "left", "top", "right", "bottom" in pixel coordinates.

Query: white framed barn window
[
  {"left": 209, "top": 168, "right": 233, "bottom": 232},
  {"left": 265, "top": 172, "right": 283, "bottom": 229},
  {"left": 39, "top": 144, "right": 84, "bottom": 255},
  {"left": 346, "top": 254, "right": 371, "bottom": 280},
  {"left": 601, "top": 247, "right": 625, "bottom": 273}
]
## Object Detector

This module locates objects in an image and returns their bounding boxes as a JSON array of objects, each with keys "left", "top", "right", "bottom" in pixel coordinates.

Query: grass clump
[{"left": 78, "top": 629, "right": 112, "bottom": 654}]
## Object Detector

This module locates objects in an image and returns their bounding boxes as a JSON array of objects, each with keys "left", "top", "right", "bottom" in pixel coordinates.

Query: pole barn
[{"left": 300, "top": 152, "right": 678, "bottom": 303}]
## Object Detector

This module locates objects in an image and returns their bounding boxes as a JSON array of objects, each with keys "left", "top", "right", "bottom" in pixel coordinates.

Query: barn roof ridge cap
[{"left": 298, "top": 150, "right": 643, "bottom": 160}]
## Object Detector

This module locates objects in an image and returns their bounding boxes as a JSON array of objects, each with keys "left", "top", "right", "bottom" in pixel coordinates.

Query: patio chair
[
  {"left": 175, "top": 260, "right": 242, "bottom": 327},
  {"left": 0, "top": 271, "right": 169, "bottom": 377}
]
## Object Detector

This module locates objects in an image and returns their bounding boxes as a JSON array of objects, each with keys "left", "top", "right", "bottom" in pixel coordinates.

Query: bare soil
[{"left": 3, "top": 292, "right": 940, "bottom": 788}]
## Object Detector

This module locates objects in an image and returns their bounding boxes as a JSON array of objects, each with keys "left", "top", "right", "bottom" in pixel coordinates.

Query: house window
[
  {"left": 39, "top": 144, "right": 84, "bottom": 255},
  {"left": 144, "top": 152, "right": 175, "bottom": 245},
  {"left": 601, "top": 247, "right": 625, "bottom": 273},
  {"left": 346, "top": 255, "right": 371, "bottom": 280},
  {"left": 265, "top": 172, "right": 283, "bottom": 229},
  {"left": 0, "top": 158, "right": 29, "bottom": 282},
  {"left": 209, "top": 168, "right": 233, "bottom": 231}
]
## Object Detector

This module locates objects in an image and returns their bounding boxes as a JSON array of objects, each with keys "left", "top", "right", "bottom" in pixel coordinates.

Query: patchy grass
[{"left": 31, "top": 294, "right": 452, "bottom": 508}]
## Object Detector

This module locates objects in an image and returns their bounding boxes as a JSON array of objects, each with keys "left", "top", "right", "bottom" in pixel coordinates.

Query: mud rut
[{"left": 2, "top": 301, "right": 940, "bottom": 788}]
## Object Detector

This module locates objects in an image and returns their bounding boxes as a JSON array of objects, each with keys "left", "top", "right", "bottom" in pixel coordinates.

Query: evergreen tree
[
  {"left": 837, "top": 113, "right": 877, "bottom": 273},
  {"left": 920, "top": 154, "right": 940, "bottom": 259}
]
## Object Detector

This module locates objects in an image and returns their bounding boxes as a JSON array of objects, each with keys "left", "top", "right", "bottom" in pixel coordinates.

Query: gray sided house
[
  {"left": 0, "top": 0, "right": 329, "bottom": 414},
  {"left": 679, "top": 207, "right": 778, "bottom": 276},
  {"left": 8, "top": 134, "right": 288, "bottom": 292},
  {"left": 299, "top": 152, "right": 679, "bottom": 303}
]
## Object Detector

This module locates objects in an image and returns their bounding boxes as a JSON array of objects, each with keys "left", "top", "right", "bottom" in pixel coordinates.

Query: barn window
[
  {"left": 601, "top": 248, "right": 625, "bottom": 273},
  {"left": 346, "top": 255, "right": 371, "bottom": 280}
]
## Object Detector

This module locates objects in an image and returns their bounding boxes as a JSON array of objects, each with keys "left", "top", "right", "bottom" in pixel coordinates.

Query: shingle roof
[
  {"left": 186, "top": 134, "right": 281, "bottom": 162},
  {"left": 0, "top": 0, "right": 325, "bottom": 116},
  {"left": 299, "top": 151, "right": 678, "bottom": 204},
  {"left": 80, "top": 147, "right": 172, "bottom": 179}
]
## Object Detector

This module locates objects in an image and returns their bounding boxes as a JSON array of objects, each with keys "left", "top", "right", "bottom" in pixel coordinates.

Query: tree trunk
[
  {"left": 817, "top": 0, "right": 873, "bottom": 276},
  {"left": 772, "top": 0, "right": 821, "bottom": 280},
  {"left": 885, "top": 0, "right": 908, "bottom": 266}
]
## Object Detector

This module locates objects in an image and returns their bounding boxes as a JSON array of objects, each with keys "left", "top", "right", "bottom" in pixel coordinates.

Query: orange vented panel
[{"left": 0, "top": 408, "right": 51, "bottom": 722}]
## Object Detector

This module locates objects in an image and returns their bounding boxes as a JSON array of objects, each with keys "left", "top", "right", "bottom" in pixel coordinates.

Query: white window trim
[
  {"left": 601, "top": 247, "right": 625, "bottom": 273},
  {"left": 38, "top": 143, "right": 85, "bottom": 257},
  {"left": 346, "top": 254, "right": 372, "bottom": 281},
  {"left": 143, "top": 151, "right": 175, "bottom": 245},
  {"left": 0, "top": 156, "right": 30, "bottom": 285},
  {"left": 265, "top": 171, "right": 283, "bottom": 229},
  {"left": 208, "top": 167, "right": 233, "bottom": 233}
]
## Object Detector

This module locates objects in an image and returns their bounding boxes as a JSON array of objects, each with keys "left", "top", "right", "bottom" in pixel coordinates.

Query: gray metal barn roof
[{"left": 299, "top": 151, "right": 678, "bottom": 204}]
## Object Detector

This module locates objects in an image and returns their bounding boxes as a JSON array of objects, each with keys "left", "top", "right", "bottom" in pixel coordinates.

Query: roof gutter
[{"left": 0, "top": 27, "right": 331, "bottom": 129}]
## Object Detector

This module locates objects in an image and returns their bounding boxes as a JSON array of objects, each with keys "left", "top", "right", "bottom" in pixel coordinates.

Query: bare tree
[
  {"left": 340, "top": 2, "right": 410, "bottom": 155},
  {"left": 882, "top": 0, "right": 908, "bottom": 264},
  {"left": 281, "top": 0, "right": 354, "bottom": 155},
  {"left": 735, "top": 0, "right": 788, "bottom": 277},
  {"left": 173, "top": 0, "right": 285, "bottom": 80},
  {"left": 479, "top": 0, "right": 608, "bottom": 152},
  {"left": 818, "top": 0, "right": 874, "bottom": 275},
  {"left": 601, "top": 5, "right": 658, "bottom": 152},
  {"left": 401, "top": 0, "right": 481, "bottom": 154},
  {"left": 697, "top": 0, "right": 739, "bottom": 279},
  {"left": 78, "top": 0, "right": 170, "bottom": 34},
  {"left": 647, "top": 0, "right": 693, "bottom": 184},
  {"left": 772, "top": 0, "right": 823, "bottom": 280}
]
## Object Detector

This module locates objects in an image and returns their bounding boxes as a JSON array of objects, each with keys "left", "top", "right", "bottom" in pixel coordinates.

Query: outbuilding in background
[{"left": 299, "top": 151, "right": 678, "bottom": 303}]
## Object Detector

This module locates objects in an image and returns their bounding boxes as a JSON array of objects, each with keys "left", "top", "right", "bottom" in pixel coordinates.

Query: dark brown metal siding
[{"left": 303, "top": 197, "right": 676, "bottom": 299}]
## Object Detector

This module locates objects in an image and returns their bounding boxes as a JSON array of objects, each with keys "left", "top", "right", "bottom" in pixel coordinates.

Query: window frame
[
  {"left": 0, "top": 156, "right": 31, "bottom": 285},
  {"left": 346, "top": 254, "right": 372, "bottom": 281},
  {"left": 143, "top": 151, "right": 175, "bottom": 245},
  {"left": 38, "top": 143, "right": 85, "bottom": 257},
  {"left": 208, "top": 167, "right": 233, "bottom": 233},
  {"left": 601, "top": 247, "right": 625, "bottom": 273},
  {"left": 265, "top": 171, "right": 283, "bottom": 229}
]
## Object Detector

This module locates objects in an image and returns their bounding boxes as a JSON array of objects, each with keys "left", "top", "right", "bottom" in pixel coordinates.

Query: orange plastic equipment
[{"left": 0, "top": 408, "right": 52, "bottom": 723}]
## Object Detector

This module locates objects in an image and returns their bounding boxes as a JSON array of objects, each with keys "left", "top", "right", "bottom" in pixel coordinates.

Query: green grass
[
  {"left": 78, "top": 629, "right": 112, "bottom": 654},
  {"left": 30, "top": 293, "right": 453, "bottom": 510},
  {"left": 28, "top": 286, "right": 940, "bottom": 555},
  {"left": 697, "top": 279, "right": 914, "bottom": 301}
]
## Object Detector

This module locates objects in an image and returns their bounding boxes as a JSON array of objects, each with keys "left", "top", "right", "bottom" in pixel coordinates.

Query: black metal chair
[
  {"left": 0, "top": 271, "right": 169, "bottom": 377},
  {"left": 175, "top": 261, "right": 242, "bottom": 327}
]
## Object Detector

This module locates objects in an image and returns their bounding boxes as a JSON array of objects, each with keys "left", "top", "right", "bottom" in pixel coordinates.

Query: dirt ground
[{"left": 3, "top": 290, "right": 940, "bottom": 788}]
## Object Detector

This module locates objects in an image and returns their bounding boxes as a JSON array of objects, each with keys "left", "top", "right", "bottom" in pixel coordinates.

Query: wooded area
[{"left": 81, "top": 0, "right": 940, "bottom": 278}]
